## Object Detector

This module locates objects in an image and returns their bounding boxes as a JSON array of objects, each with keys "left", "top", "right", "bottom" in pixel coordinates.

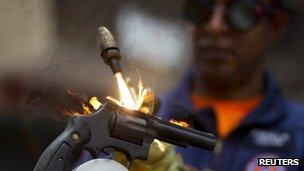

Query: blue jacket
[{"left": 158, "top": 70, "right": 304, "bottom": 171}]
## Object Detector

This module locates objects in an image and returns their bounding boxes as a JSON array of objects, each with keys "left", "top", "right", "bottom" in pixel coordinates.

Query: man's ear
[{"left": 270, "top": 10, "right": 289, "bottom": 41}]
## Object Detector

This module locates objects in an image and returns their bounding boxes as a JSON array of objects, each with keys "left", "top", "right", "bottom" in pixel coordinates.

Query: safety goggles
[{"left": 183, "top": 0, "right": 284, "bottom": 32}]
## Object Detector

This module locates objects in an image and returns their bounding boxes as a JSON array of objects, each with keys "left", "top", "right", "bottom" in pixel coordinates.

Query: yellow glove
[{"left": 115, "top": 140, "right": 197, "bottom": 171}]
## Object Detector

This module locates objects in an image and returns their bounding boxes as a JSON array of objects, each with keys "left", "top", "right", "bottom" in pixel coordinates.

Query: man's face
[{"left": 192, "top": 0, "right": 285, "bottom": 85}]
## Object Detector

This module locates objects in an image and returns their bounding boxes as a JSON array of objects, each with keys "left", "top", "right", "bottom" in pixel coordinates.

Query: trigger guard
[
  {"left": 102, "top": 147, "right": 132, "bottom": 161},
  {"left": 101, "top": 147, "right": 133, "bottom": 169},
  {"left": 83, "top": 145, "right": 99, "bottom": 158},
  {"left": 101, "top": 147, "right": 116, "bottom": 156}
]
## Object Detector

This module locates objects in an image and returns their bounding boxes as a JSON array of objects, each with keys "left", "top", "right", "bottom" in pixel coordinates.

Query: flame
[
  {"left": 89, "top": 96, "right": 102, "bottom": 110},
  {"left": 170, "top": 119, "right": 190, "bottom": 128},
  {"left": 66, "top": 71, "right": 150, "bottom": 114},
  {"left": 64, "top": 96, "right": 102, "bottom": 116},
  {"left": 106, "top": 96, "right": 121, "bottom": 106},
  {"left": 82, "top": 102, "right": 91, "bottom": 115},
  {"left": 115, "top": 72, "right": 137, "bottom": 110},
  {"left": 109, "top": 72, "right": 150, "bottom": 112}
]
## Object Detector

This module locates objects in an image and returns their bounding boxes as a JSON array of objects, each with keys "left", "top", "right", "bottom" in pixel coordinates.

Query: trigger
[{"left": 102, "top": 147, "right": 116, "bottom": 156}]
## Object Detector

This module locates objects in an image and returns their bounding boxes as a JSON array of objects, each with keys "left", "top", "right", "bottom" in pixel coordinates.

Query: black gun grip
[{"left": 34, "top": 117, "right": 91, "bottom": 171}]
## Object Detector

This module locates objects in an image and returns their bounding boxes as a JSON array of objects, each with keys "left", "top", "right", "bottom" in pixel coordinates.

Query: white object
[
  {"left": 116, "top": 4, "right": 191, "bottom": 69},
  {"left": 73, "top": 159, "right": 128, "bottom": 171}
]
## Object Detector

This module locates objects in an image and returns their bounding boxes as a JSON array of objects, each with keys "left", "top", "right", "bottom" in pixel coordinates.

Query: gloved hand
[{"left": 115, "top": 140, "right": 197, "bottom": 171}]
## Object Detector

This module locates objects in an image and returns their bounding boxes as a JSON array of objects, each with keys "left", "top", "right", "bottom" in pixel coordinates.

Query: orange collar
[{"left": 191, "top": 93, "right": 263, "bottom": 138}]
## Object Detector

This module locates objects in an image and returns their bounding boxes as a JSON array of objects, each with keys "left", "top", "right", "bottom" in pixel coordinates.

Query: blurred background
[{"left": 0, "top": 0, "right": 303, "bottom": 170}]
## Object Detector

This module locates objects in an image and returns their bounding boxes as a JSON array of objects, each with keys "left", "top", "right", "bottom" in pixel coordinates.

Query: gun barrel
[
  {"left": 109, "top": 106, "right": 216, "bottom": 151},
  {"left": 149, "top": 118, "right": 216, "bottom": 151}
]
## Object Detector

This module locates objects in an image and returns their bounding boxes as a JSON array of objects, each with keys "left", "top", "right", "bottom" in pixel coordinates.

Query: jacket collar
[{"left": 165, "top": 69, "right": 287, "bottom": 128}]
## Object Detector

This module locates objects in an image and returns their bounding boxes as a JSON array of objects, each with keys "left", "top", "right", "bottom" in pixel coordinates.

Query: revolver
[{"left": 34, "top": 102, "right": 216, "bottom": 171}]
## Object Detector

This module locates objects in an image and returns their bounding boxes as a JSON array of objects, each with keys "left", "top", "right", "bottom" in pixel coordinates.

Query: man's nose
[{"left": 205, "top": 5, "right": 230, "bottom": 34}]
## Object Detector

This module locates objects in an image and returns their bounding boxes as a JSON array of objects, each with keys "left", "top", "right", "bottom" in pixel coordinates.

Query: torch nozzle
[{"left": 97, "top": 26, "right": 121, "bottom": 74}]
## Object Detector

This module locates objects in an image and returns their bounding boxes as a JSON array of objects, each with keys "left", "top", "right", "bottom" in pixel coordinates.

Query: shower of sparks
[
  {"left": 114, "top": 72, "right": 137, "bottom": 110},
  {"left": 69, "top": 69, "right": 170, "bottom": 153},
  {"left": 107, "top": 72, "right": 149, "bottom": 112},
  {"left": 169, "top": 119, "right": 190, "bottom": 128},
  {"left": 89, "top": 96, "right": 102, "bottom": 110}
]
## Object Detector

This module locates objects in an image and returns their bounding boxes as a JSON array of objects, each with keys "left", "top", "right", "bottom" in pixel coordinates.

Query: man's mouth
[
  {"left": 196, "top": 36, "right": 237, "bottom": 62},
  {"left": 197, "top": 46, "right": 236, "bottom": 64}
]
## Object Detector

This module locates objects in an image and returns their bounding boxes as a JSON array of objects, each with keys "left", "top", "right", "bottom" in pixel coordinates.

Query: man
[
  {"left": 32, "top": 0, "right": 303, "bottom": 170},
  {"left": 156, "top": 0, "right": 304, "bottom": 170}
]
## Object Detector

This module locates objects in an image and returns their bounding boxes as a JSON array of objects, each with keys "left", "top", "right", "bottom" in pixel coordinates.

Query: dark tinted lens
[
  {"left": 183, "top": 0, "right": 213, "bottom": 26},
  {"left": 227, "top": 0, "right": 259, "bottom": 31}
]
